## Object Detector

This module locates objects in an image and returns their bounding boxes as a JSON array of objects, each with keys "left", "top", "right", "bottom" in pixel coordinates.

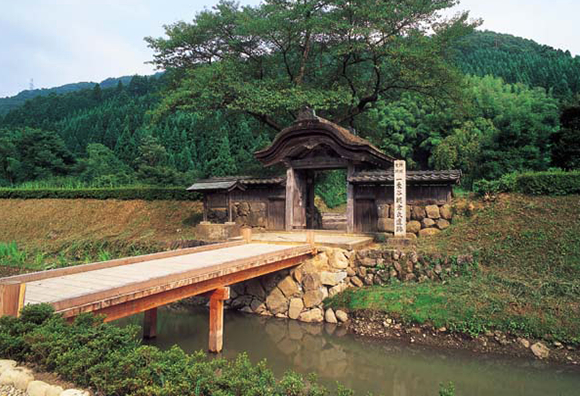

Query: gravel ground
[{"left": 0, "top": 384, "right": 27, "bottom": 395}]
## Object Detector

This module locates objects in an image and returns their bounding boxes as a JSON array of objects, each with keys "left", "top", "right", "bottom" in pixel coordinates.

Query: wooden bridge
[{"left": 0, "top": 230, "right": 316, "bottom": 352}]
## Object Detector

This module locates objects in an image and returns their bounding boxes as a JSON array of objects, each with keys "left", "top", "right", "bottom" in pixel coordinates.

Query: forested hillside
[
  {"left": 0, "top": 75, "right": 135, "bottom": 116},
  {"left": 454, "top": 31, "right": 580, "bottom": 101},
  {"left": 0, "top": 25, "right": 578, "bottom": 190}
]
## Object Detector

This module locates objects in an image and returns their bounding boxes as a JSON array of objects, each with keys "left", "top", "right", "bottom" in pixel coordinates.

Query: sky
[{"left": 1, "top": 0, "right": 579, "bottom": 98}]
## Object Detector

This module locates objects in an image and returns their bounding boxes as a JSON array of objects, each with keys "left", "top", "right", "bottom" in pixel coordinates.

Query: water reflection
[{"left": 117, "top": 307, "right": 580, "bottom": 396}]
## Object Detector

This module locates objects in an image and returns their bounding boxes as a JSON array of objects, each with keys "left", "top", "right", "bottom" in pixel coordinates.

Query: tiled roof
[
  {"left": 348, "top": 170, "right": 462, "bottom": 184},
  {"left": 186, "top": 176, "right": 285, "bottom": 192}
]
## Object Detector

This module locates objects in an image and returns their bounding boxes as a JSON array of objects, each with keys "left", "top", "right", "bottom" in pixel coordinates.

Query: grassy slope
[
  {"left": 0, "top": 199, "right": 202, "bottom": 273},
  {"left": 327, "top": 194, "right": 580, "bottom": 344}
]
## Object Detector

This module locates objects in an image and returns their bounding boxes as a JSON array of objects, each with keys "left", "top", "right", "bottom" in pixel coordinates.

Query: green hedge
[
  {"left": 514, "top": 171, "right": 580, "bottom": 196},
  {"left": 474, "top": 170, "right": 580, "bottom": 196},
  {"left": 0, "top": 305, "right": 353, "bottom": 396},
  {"left": 0, "top": 187, "right": 200, "bottom": 201}
]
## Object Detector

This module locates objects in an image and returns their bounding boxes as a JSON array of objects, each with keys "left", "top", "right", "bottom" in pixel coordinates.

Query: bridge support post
[
  {"left": 0, "top": 281, "right": 26, "bottom": 318},
  {"left": 143, "top": 307, "right": 158, "bottom": 339},
  {"left": 242, "top": 227, "right": 252, "bottom": 243},
  {"left": 208, "top": 287, "right": 230, "bottom": 353}
]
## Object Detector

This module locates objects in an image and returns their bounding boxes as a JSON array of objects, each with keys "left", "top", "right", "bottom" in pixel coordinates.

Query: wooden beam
[
  {"left": 209, "top": 287, "right": 229, "bottom": 353},
  {"left": 60, "top": 253, "right": 311, "bottom": 321},
  {"left": 0, "top": 281, "right": 25, "bottom": 318},
  {"left": 306, "top": 230, "right": 315, "bottom": 248},
  {"left": 203, "top": 194, "right": 208, "bottom": 222},
  {"left": 0, "top": 241, "right": 245, "bottom": 285},
  {"left": 346, "top": 165, "right": 355, "bottom": 233},
  {"left": 143, "top": 307, "right": 157, "bottom": 339}
]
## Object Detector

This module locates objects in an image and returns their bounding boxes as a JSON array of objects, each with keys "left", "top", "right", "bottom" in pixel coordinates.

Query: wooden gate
[
  {"left": 267, "top": 198, "right": 285, "bottom": 230},
  {"left": 354, "top": 199, "right": 377, "bottom": 233}
]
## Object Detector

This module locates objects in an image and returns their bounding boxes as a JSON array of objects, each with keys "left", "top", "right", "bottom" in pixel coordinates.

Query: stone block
[
  {"left": 278, "top": 276, "right": 300, "bottom": 298},
  {"left": 0, "top": 368, "right": 34, "bottom": 390},
  {"left": 377, "top": 218, "right": 395, "bottom": 232},
  {"left": 320, "top": 271, "right": 347, "bottom": 286},
  {"left": 411, "top": 206, "right": 427, "bottom": 221},
  {"left": 288, "top": 298, "right": 304, "bottom": 319},
  {"left": 265, "top": 287, "right": 288, "bottom": 314},
  {"left": 436, "top": 219, "right": 450, "bottom": 230},
  {"left": 440, "top": 204, "right": 453, "bottom": 220},
  {"left": 377, "top": 204, "right": 389, "bottom": 218},
  {"left": 421, "top": 218, "right": 436, "bottom": 228},
  {"left": 531, "top": 342, "right": 550, "bottom": 359},
  {"left": 335, "top": 310, "right": 349, "bottom": 322},
  {"left": 406, "top": 220, "right": 421, "bottom": 234},
  {"left": 299, "top": 308, "right": 324, "bottom": 323},
  {"left": 350, "top": 276, "right": 364, "bottom": 287},
  {"left": 425, "top": 205, "right": 441, "bottom": 219},
  {"left": 328, "top": 282, "right": 348, "bottom": 298},
  {"left": 245, "top": 279, "right": 266, "bottom": 299},
  {"left": 27, "top": 381, "right": 51, "bottom": 396},
  {"left": 302, "top": 273, "right": 322, "bottom": 291},
  {"left": 329, "top": 250, "right": 349, "bottom": 269},
  {"left": 325, "top": 308, "right": 338, "bottom": 324},
  {"left": 418, "top": 228, "right": 441, "bottom": 237},
  {"left": 0, "top": 360, "right": 16, "bottom": 375},
  {"left": 303, "top": 289, "right": 325, "bottom": 308},
  {"left": 46, "top": 385, "right": 65, "bottom": 396}
]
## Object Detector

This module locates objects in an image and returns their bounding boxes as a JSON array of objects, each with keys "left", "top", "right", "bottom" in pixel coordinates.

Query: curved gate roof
[{"left": 254, "top": 110, "right": 394, "bottom": 169}]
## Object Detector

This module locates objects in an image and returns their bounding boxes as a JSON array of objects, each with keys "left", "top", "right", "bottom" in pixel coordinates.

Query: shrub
[
  {"left": 0, "top": 187, "right": 200, "bottom": 201},
  {"left": 0, "top": 305, "right": 350, "bottom": 396}
]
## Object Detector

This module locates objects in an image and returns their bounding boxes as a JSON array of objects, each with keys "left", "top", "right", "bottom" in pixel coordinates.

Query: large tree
[{"left": 146, "top": 0, "right": 477, "bottom": 130}]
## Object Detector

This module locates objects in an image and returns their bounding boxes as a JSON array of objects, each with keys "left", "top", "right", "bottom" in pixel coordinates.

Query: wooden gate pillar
[
  {"left": 285, "top": 166, "right": 295, "bottom": 231},
  {"left": 208, "top": 287, "right": 230, "bottom": 353},
  {"left": 143, "top": 307, "right": 158, "bottom": 339},
  {"left": 346, "top": 165, "right": 355, "bottom": 233}
]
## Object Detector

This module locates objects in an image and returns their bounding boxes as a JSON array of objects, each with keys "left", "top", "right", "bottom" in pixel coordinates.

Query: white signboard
[{"left": 394, "top": 160, "right": 406, "bottom": 237}]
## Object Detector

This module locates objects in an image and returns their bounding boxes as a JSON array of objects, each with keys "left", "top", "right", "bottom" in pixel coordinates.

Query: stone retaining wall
[
  {"left": 225, "top": 246, "right": 474, "bottom": 323},
  {"left": 377, "top": 203, "right": 454, "bottom": 238}
]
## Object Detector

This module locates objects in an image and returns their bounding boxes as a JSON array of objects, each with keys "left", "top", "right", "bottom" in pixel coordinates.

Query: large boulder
[
  {"left": 440, "top": 204, "right": 453, "bottom": 220},
  {"left": 406, "top": 220, "right": 421, "bottom": 234},
  {"left": 418, "top": 228, "right": 441, "bottom": 237},
  {"left": 328, "top": 282, "right": 349, "bottom": 298},
  {"left": 278, "top": 276, "right": 300, "bottom": 298},
  {"left": 298, "top": 308, "right": 324, "bottom": 323},
  {"left": 288, "top": 298, "right": 304, "bottom": 319},
  {"left": 303, "top": 288, "right": 325, "bottom": 308},
  {"left": 425, "top": 205, "right": 441, "bottom": 219},
  {"left": 0, "top": 367, "right": 34, "bottom": 390},
  {"left": 265, "top": 287, "right": 288, "bottom": 314},
  {"left": 28, "top": 381, "right": 63, "bottom": 396}
]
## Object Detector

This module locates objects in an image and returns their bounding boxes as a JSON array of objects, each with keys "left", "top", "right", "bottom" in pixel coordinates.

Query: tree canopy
[{"left": 146, "top": 0, "right": 477, "bottom": 129}]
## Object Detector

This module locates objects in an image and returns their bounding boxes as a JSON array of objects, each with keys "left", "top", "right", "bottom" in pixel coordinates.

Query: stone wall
[
  {"left": 225, "top": 246, "right": 474, "bottom": 324},
  {"left": 377, "top": 203, "right": 453, "bottom": 238},
  {"left": 208, "top": 201, "right": 268, "bottom": 228}
]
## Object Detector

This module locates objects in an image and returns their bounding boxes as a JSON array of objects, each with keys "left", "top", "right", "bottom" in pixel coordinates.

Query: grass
[
  {"left": 0, "top": 198, "right": 203, "bottom": 275},
  {"left": 327, "top": 194, "right": 580, "bottom": 344}
]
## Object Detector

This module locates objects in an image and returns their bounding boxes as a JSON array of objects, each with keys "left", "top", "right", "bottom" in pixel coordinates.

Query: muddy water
[{"left": 118, "top": 307, "right": 580, "bottom": 396}]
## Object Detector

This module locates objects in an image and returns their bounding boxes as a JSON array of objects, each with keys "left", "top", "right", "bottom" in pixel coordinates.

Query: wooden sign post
[{"left": 394, "top": 160, "right": 406, "bottom": 237}]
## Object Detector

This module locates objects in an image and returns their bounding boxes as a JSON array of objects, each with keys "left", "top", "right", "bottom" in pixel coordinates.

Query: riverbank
[
  {"left": 326, "top": 194, "right": 580, "bottom": 366},
  {"left": 345, "top": 310, "right": 580, "bottom": 367}
]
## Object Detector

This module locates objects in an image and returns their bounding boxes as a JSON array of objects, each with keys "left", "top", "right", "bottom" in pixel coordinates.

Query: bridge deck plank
[{"left": 24, "top": 243, "right": 299, "bottom": 306}]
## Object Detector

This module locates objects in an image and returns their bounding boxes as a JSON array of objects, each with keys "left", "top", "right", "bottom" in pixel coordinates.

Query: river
[{"left": 117, "top": 306, "right": 580, "bottom": 396}]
